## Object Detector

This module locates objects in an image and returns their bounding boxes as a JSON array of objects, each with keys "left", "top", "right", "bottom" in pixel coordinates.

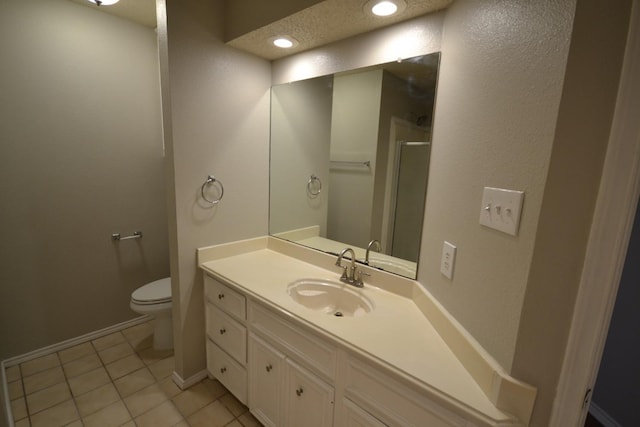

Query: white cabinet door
[
  {"left": 283, "top": 358, "right": 334, "bottom": 427},
  {"left": 249, "top": 333, "right": 285, "bottom": 427},
  {"left": 342, "top": 398, "right": 388, "bottom": 427}
]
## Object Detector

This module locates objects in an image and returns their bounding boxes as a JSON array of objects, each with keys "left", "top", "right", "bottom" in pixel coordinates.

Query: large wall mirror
[{"left": 270, "top": 53, "right": 440, "bottom": 279}]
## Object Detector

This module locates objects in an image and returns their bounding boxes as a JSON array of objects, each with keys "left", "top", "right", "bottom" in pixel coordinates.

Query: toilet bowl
[{"left": 130, "top": 277, "right": 173, "bottom": 350}]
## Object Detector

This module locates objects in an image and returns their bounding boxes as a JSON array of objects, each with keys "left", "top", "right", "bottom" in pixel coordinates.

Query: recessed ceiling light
[
  {"left": 365, "top": 0, "right": 406, "bottom": 17},
  {"left": 271, "top": 36, "right": 298, "bottom": 49},
  {"left": 87, "top": 0, "right": 120, "bottom": 5}
]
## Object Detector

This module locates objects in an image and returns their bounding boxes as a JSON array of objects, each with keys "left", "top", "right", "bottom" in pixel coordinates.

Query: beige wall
[
  {"left": 0, "top": 0, "right": 167, "bottom": 361},
  {"left": 158, "top": 0, "right": 271, "bottom": 380}
]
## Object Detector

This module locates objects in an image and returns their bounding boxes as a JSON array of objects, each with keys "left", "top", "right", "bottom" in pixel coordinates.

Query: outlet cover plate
[
  {"left": 479, "top": 187, "right": 524, "bottom": 236},
  {"left": 440, "top": 241, "right": 456, "bottom": 280}
]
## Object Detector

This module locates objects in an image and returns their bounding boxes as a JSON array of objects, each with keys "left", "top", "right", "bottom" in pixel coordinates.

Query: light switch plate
[
  {"left": 440, "top": 241, "right": 456, "bottom": 280},
  {"left": 479, "top": 187, "right": 524, "bottom": 236}
]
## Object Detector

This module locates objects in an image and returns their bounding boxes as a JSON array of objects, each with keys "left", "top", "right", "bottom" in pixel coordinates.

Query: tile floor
[{"left": 4, "top": 321, "right": 262, "bottom": 427}]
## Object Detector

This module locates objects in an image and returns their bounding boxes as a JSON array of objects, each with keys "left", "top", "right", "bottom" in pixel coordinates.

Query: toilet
[{"left": 130, "top": 277, "right": 173, "bottom": 350}]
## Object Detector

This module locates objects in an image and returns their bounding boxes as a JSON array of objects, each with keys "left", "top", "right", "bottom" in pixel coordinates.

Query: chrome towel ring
[
  {"left": 307, "top": 174, "right": 322, "bottom": 197},
  {"left": 201, "top": 175, "right": 224, "bottom": 205}
]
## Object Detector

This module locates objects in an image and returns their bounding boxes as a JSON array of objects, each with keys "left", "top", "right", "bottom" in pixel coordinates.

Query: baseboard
[
  {"left": 590, "top": 403, "right": 623, "bottom": 427},
  {"left": 172, "top": 369, "right": 208, "bottom": 390},
  {"left": 2, "top": 315, "right": 151, "bottom": 368},
  {"left": 1, "top": 360, "right": 14, "bottom": 427}
]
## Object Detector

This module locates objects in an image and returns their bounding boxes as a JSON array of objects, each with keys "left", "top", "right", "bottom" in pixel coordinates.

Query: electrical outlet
[{"left": 440, "top": 241, "right": 456, "bottom": 280}]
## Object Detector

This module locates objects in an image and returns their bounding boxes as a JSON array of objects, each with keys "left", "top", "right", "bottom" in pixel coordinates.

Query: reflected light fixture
[
  {"left": 87, "top": 0, "right": 120, "bottom": 6},
  {"left": 365, "top": 0, "right": 406, "bottom": 17},
  {"left": 272, "top": 36, "right": 298, "bottom": 49}
]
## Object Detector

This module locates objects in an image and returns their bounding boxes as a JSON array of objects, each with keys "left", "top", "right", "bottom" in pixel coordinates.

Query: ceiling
[
  {"left": 69, "top": 0, "right": 452, "bottom": 60},
  {"left": 69, "top": 0, "right": 156, "bottom": 28},
  {"left": 228, "top": 0, "right": 453, "bottom": 60}
]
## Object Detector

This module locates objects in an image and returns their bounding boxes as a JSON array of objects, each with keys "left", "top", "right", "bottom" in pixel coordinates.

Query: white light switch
[
  {"left": 440, "top": 241, "right": 456, "bottom": 280},
  {"left": 479, "top": 187, "right": 524, "bottom": 236}
]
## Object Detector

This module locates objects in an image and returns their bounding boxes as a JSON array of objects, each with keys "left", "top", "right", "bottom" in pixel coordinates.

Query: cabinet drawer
[
  {"left": 206, "top": 304, "right": 247, "bottom": 364},
  {"left": 207, "top": 339, "right": 247, "bottom": 404},
  {"left": 344, "top": 357, "right": 467, "bottom": 427},
  {"left": 249, "top": 303, "right": 337, "bottom": 381},
  {"left": 342, "top": 398, "right": 388, "bottom": 427},
  {"left": 204, "top": 275, "right": 246, "bottom": 320}
]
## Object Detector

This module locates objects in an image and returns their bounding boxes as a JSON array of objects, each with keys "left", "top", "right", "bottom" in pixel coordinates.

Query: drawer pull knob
[
  {"left": 220, "top": 367, "right": 227, "bottom": 374},
  {"left": 219, "top": 328, "right": 226, "bottom": 335},
  {"left": 218, "top": 293, "right": 225, "bottom": 300},
  {"left": 296, "top": 387, "right": 304, "bottom": 396},
  {"left": 265, "top": 364, "right": 273, "bottom": 372}
]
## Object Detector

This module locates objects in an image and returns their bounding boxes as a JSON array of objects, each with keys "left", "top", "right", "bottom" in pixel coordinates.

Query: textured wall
[
  {"left": 0, "top": 0, "right": 168, "bottom": 361},
  {"left": 158, "top": 0, "right": 271, "bottom": 380}
]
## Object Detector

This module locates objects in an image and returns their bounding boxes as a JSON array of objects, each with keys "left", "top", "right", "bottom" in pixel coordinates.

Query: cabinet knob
[
  {"left": 220, "top": 367, "right": 227, "bottom": 374},
  {"left": 265, "top": 364, "right": 273, "bottom": 372},
  {"left": 295, "top": 387, "right": 304, "bottom": 397},
  {"left": 218, "top": 293, "right": 225, "bottom": 300},
  {"left": 219, "top": 328, "right": 226, "bottom": 335}
]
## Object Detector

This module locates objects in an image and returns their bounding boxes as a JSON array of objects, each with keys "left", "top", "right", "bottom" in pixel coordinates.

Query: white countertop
[{"left": 199, "top": 242, "right": 520, "bottom": 425}]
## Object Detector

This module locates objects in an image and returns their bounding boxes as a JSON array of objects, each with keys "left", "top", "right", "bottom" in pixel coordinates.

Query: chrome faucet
[
  {"left": 365, "top": 239, "right": 381, "bottom": 265},
  {"left": 335, "top": 247, "right": 365, "bottom": 287}
]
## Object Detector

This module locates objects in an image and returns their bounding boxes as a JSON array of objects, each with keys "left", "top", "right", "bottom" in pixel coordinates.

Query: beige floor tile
[
  {"left": 8, "top": 379, "right": 24, "bottom": 400},
  {"left": 63, "top": 353, "right": 102, "bottom": 379},
  {"left": 83, "top": 400, "right": 132, "bottom": 427},
  {"left": 23, "top": 366, "right": 65, "bottom": 395},
  {"left": 98, "top": 341, "right": 135, "bottom": 365},
  {"left": 105, "top": 354, "right": 145, "bottom": 380},
  {"left": 75, "top": 383, "right": 120, "bottom": 417},
  {"left": 124, "top": 383, "right": 168, "bottom": 417},
  {"left": 14, "top": 418, "right": 30, "bottom": 427},
  {"left": 238, "top": 411, "right": 263, "bottom": 427},
  {"left": 202, "top": 378, "right": 228, "bottom": 399},
  {"left": 138, "top": 346, "right": 174, "bottom": 366},
  {"left": 10, "top": 397, "right": 27, "bottom": 421},
  {"left": 148, "top": 356, "right": 175, "bottom": 380},
  {"left": 30, "top": 399, "right": 79, "bottom": 427},
  {"left": 6, "top": 365, "right": 21, "bottom": 382},
  {"left": 186, "top": 400, "right": 234, "bottom": 427},
  {"left": 21, "top": 353, "right": 60, "bottom": 377},
  {"left": 220, "top": 392, "right": 247, "bottom": 417},
  {"left": 122, "top": 321, "right": 153, "bottom": 347},
  {"left": 58, "top": 342, "right": 95, "bottom": 364},
  {"left": 114, "top": 367, "right": 156, "bottom": 397},
  {"left": 158, "top": 376, "right": 183, "bottom": 398},
  {"left": 92, "top": 331, "right": 126, "bottom": 351},
  {"left": 68, "top": 366, "right": 111, "bottom": 397},
  {"left": 121, "top": 421, "right": 137, "bottom": 427},
  {"left": 26, "top": 381, "right": 71, "bottom": 415},
  {"left": 172, "top": 382, "right": 215, "bottom": 417},
  {"left": 135, "top": 400, "right": 183, "bottom": 427},
  {"left": 66, "top": 421, "right": 83, "bottom": 427},
  {"left": 225, "top": 421, "right": 243, "bottom": 427}
]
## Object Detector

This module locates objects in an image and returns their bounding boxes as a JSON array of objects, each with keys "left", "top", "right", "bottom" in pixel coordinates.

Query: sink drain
[{"left": 334, "top": 311, "right": 343, "bottom": 317}]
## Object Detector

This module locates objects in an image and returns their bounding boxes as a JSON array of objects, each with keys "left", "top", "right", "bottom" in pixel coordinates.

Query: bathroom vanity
[{"left": 198, "top": 237, "right": 536, "bottom": 426}]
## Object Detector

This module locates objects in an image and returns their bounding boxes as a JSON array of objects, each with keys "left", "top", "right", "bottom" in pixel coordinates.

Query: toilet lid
[{"left": 132, "top": 277, "right": 172, "bottom": 305}]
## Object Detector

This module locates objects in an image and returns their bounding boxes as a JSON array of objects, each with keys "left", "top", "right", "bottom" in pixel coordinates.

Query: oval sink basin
[{"left": 287, "top": 279, "right": 374, "bottom": 317}]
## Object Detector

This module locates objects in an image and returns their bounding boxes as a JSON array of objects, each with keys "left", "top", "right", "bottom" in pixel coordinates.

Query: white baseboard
[
  {"left": 1, "top": 359, "right": 14, "bottom": 427},
  {"left": 590, "top": 402, "right": 623, "bottom": 427},
  {"left": 2, "top": 315, "right": 151, "bottom": 368},
  {"left": 172, "top": 369, "right": 208, "bottom": 390}
]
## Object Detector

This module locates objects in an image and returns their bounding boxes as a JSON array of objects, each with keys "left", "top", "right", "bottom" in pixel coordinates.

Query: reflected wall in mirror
[{"left": 270, "top": 53, "right": 440, "bottom": 279}]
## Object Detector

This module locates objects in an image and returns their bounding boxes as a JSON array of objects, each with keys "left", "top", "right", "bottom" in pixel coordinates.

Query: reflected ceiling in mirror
[{"left": 270, "top": 53, "right": 440, "bottom": 279}]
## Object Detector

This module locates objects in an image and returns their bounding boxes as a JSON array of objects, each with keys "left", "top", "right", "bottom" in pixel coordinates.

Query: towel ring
[
  {"left": 201, "top": 175, "right": 224, "bottom": 205},
  {"left": 307, "top": 175, "right": 322, "bottom": 197}
]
